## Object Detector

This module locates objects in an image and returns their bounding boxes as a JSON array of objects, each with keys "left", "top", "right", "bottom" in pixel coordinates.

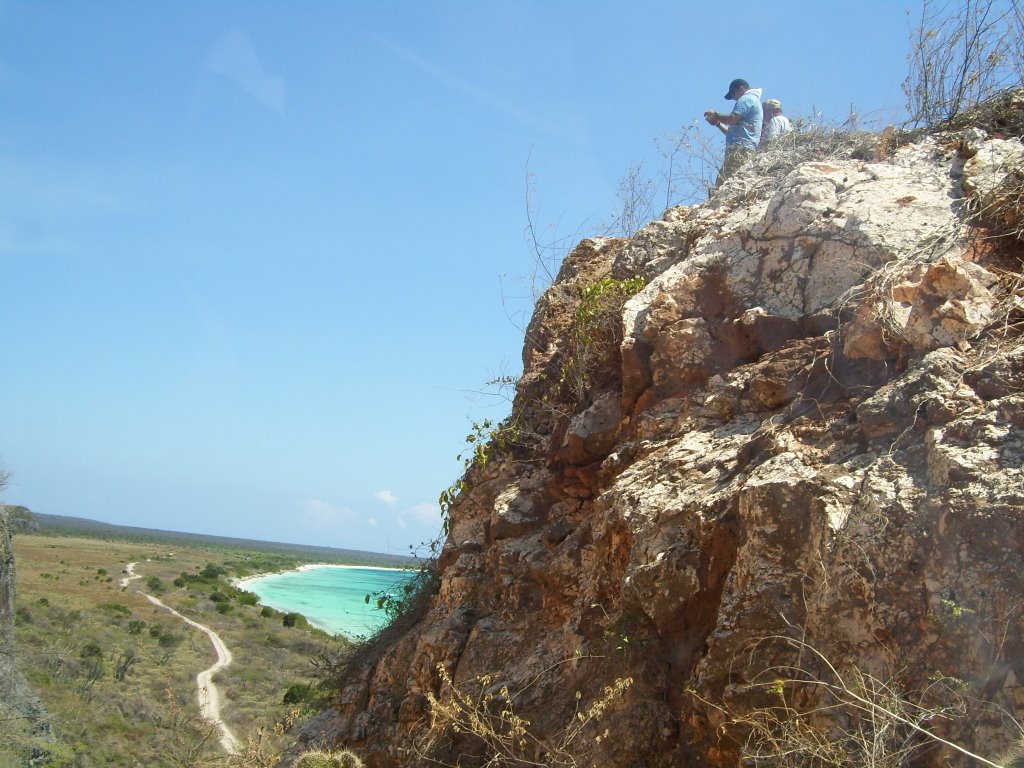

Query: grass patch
[{"left": 9, "top": 533, "right": 352, "bottom": 767}]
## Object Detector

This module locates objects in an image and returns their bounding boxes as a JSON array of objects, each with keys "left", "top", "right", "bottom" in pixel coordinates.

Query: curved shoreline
[
  {"left": 233, "top": 562, "right": 414, "bottom": 591},
  {"left": 235, "top": 563, "right": 416, "bottom": 638}
]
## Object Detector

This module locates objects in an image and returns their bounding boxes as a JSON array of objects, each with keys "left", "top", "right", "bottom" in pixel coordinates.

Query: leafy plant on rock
[
  {"left": 559, "top": 276, "right": 645, "bottom": 404},
  {"left": 438, "top": 416, "right": 522, "bottom": 534}
]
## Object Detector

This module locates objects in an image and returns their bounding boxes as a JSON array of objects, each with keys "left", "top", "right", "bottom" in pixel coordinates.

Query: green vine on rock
[
  {"left": 559, "top": 276, "right": 646, "bottom": 403},
  {"left": 438, "top": 417, "right": 521, "bottom": 533},
  {"left": 365, "top": 418, "right": 521, "bottom": 631}
]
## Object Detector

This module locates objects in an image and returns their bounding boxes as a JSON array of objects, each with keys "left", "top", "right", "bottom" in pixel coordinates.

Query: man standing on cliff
[
  {"left": 761, "top": 98, "right": 793, "bottom": 145},
  {"left": 704, "top": 78, "right": 762, "bottom": 187}
]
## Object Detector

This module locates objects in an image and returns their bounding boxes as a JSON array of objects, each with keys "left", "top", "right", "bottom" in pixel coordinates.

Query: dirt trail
[
  {"left": 119, "top": 562, "right": 142, "bottom": 588},
  {"left": 122, "top": 562, "right": 240, "bottom": 755}
]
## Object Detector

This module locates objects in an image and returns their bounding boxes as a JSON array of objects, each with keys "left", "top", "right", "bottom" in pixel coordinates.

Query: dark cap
[{"left": 725, "top": 78, "right": 749, "bottom": 99}]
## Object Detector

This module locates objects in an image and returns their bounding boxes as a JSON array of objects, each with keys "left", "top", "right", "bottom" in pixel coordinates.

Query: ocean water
[{"left": 241, "top": 565, "right": 415, "bottom": 639}]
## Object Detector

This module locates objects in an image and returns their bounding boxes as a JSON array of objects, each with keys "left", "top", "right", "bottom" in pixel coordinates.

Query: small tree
[
  {"left": 609, "top": 162, "right": 656, "bottom": 237},
  {"left": 904, "top": 0, "right": 1024, "bottom": 126},
  {"left": 200, "top": 562, "right": 225, "bottom": 579}
]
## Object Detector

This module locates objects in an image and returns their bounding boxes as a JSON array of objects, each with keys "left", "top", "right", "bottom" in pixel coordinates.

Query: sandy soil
[{"left": 123, "top": 562, "right": 240, "bottom": 755}]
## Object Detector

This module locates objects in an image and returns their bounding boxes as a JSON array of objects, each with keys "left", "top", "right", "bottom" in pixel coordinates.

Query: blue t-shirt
[{"left": 726, "top": 89, "right": 763, "bottom": 151}]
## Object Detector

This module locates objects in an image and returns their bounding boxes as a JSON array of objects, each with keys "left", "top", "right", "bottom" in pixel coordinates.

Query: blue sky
[{"left": 1, "top": 1, "right": 914, "bottom": 554}]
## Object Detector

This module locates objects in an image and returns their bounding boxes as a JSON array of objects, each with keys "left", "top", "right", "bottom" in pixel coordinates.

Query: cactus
[{"left": 294, "top": 748, "right": 364, "bottom": 768}]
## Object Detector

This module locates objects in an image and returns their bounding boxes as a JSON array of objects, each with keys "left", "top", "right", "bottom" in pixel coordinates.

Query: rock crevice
[{"left": 301, "top": 106, "right": 1024, "bottom": 767}]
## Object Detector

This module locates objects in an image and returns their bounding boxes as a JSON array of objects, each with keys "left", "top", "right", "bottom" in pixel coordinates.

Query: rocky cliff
[
  {"left": 0, "top": 506, "right": 15, "bottom": 647},
  {"left": 0, "top": 505, "right": 53, "bottom": 756},
  {"left": 302, "top": 93, "right": 1024, "bottom": 767}
]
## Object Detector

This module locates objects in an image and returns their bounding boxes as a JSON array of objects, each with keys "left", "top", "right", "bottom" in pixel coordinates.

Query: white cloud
[
  {"left": 405, "top": 502, "right": 442, "bottom": 525},
  {"left": 207, "top": 28, "right": 285, "bottom": 113},
  {"left": 365, "top": 517, "right": 379, "bottom": 527},
  {"left": 374, "top": 490, "right": 398, "bottom": 507},
  {"left": 300, "top": 499, "right": 356, "bottom": 528}
]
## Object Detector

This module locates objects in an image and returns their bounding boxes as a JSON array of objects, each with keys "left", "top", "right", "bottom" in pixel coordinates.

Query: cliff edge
[
  {"left": 302, "top": 92, "right": 1024, "bottom": 767},
  {"left": 0, "top": 505, "right": 54, "bottom": 761}
]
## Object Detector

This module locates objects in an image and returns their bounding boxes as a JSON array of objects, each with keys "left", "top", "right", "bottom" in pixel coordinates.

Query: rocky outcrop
[
  {"left": 0, "top": 506, "right": 15, "bottom": 646},
  {"left": 304, "top": 102, "right": 1024, "bottom": 767},
  {"left": 0, "top": 506, "right": 54, "bottom": 755}
]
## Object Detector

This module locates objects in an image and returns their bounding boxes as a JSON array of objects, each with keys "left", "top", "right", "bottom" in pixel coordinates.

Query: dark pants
[{"left": 715, "top": 146, "right": 754, "bottom": 188}]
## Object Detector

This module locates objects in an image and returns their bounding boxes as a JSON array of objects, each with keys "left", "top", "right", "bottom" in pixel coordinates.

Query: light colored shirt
[
  {"left": 763, "top": 114, "right": 793, "bottom": 142},
  {"left": 726, "top": 87, "right": 762, "bottom": 151}
]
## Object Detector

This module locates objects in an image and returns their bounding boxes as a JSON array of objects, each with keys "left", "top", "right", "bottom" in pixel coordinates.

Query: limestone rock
[
  {"left": 0, "top": 506, "right": 54, "bottom": 752},
  {"left": 843, "top": 255, "right": 998, "bottom": 359},
  {"left": 0, "top": 508, "right": 13, "bottom": 647},
  {"left": 306, "top": 106, "right": 1024, "bottom": 768},
  {"left": 962, "top": 137, "right": 1024, "bottom": 204},
  {"left": 961, "top": 136, "right": 1024, "bottom": 236},
  {"left": 553, "top": 392, "right": 620, "bottom": 466}
]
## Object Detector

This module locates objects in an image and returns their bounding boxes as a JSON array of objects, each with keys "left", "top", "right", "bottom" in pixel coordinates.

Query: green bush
[
  {"left": 127, "top": 619, "right": 146, "bottom": 635},
  {"left": 200, "top": 563, "right": 225, "bottom": 579},
  {"left": 282, "top": 682, "right": 313, "bottom": 705},
  {"left": 157, "top": 632, "right": 182, "bottom": 648},
  {"left": 261, "top": 606, "right": 275, "bottom": 618},
  {"left": 80, "top": 642, "right": 104, "bottom": 659},
  {"left": 294, "top": 749, "right": 364, "bottom": 768},
  {"left": 560, "top": 276, "right": 645, "bottom": 402}
]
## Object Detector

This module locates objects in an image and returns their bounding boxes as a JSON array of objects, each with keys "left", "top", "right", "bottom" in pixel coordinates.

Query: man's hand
[{"left": 704, "top": 110, "right": 719, "bottom": 126}]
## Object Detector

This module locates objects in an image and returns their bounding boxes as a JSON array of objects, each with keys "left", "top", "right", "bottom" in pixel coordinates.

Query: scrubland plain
[{"left": 10, "top": 533, "right": 352, "bottom": 767}]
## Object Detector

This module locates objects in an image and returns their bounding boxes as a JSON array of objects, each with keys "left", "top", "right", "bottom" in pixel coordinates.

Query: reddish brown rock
[{"left": 292, "top": 115, "right": 1024, "bottom": 768}]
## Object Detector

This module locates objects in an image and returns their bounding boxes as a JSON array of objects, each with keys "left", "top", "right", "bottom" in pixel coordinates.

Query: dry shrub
[
  {"left": 420, "top": 662, "right": 632, "bottom": 767},
  {"left": 707, "top": 637, "right": 1004, "bottom": 768},
  {"left": 716, "top": 120, "right": 892, "bottom": 205},
  {"left": 967, "top": 165, "right": 1024, "bottom": 344},
  {"left": 957, "top": 131, "right": 1024, "bottom": 344},
  {"left": 983, "top": 259, "right": 1024, "bottom": 342},
  {"left": 970, "top": 158, "right": 1024, "bottom": 242},
  {"left": 937, "top": 88, "right": 1024, "bottom": 138},
  {"left": 292, "top": 748, "right": 364, "bottom": 768},
  {"left": 904, "top": 0, "right": 1023, "bottom": 128},
  {"left": 711, "top": 122, "right": 883, "bottom": 210}
]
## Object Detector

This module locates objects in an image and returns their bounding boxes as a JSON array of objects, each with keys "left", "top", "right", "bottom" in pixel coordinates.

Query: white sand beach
[{"left": 232, "top": 562, "right": 413, "bottom": 590}]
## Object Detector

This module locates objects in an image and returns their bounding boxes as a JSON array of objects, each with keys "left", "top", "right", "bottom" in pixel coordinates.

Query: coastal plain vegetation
[{"left": 7, "top": 529, "right": 372, "bottom": 767}]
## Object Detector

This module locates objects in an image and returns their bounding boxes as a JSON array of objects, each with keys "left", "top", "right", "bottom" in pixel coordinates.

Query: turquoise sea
[{"left": 241, "top": 565, "right": 415, "bottom": 639}]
